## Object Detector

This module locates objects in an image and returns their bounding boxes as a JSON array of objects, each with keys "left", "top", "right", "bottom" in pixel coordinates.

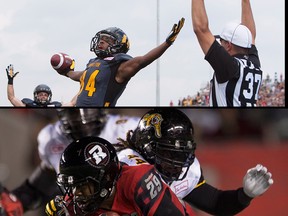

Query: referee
[{"left": 192, "top": 0, "right": 262, "bottom": 107}]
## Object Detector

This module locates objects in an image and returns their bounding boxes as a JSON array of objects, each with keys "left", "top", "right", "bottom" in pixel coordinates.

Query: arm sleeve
[
  {"left": 184, "top": 182, "right": 253, "bottom": 215},
  {"left": 248, "top": 45, "right": 261, "bottom": 67},
  {"left": 12, "top": 163, "right": 60, "bottom": 211},
  {"left": 205, "top": 40, "right": 239, "bottom": 83}
]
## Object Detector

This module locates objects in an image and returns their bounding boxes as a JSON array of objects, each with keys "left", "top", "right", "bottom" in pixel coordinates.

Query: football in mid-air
[{"left": 50, "top": 53, "right": 74, "bottom": 75}]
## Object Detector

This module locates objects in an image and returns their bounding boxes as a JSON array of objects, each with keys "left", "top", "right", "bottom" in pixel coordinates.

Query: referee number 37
[{"left": 241, "top": 62, "right": 262, "bottom": 106}]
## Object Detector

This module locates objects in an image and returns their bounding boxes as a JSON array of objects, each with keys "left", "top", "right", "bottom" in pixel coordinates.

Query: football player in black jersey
[
  {"left": 6, "top": 64, "right": 76, "bottom": 107},
  {"left": 127, "top": 108, "right": 273, "bottom": 215},
  {"left": 57, "top": 18, "right": 185, "bottom": 107},
  {"left": 192, "top": 0, "right": 262, "bottom": 107}
]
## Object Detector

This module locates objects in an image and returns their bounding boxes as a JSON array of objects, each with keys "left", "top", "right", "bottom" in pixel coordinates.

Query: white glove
[{"left": 243, "top": 164, "right": 273, "bottom": 198}]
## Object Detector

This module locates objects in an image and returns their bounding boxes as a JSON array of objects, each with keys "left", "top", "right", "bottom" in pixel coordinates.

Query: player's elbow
[
  {"left": 7, "top": 93, "right": 14, "bottom": 101},
  {"left": 193, "top": 23, "right": 209, "bottom": 37}
]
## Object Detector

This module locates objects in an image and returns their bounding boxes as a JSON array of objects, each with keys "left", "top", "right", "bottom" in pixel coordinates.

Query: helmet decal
[
  {"left": 143, "top": 113, "right": 163, "bottom": 138},
  {"left": 122, "top": 34, "right": 130, "bottom": 48},
  {"left": 84, "top": 142, "right": 110, "bottom": 167},
  {"left": 122, "top": 34, "right": 127, "bottom": 43}
]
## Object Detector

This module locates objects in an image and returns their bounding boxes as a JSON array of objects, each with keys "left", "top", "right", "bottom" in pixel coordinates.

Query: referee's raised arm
[{"left": 241, "top": 0, "right": 256, "bottom": 45}]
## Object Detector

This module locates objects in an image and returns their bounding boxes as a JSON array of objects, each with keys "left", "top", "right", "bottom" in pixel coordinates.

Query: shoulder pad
[
  {"left": 87, "top": 58, "right": 96, "bottom": 66},
  {"left": 21, "top": 98, "right": 38, "bottom": 107},
  {"left": 113, "top": 53, "right": 133, "bottom": 62}
]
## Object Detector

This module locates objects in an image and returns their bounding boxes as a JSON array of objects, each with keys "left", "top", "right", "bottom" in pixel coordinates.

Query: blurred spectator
[
  {"left": 182, "top": 109, "right": 288, "bottom": 144},
  {"left": 257, "top": 74, "right": 285, "bottom": 106},
  {"left": 172, "top": 73, "right": 285, "bottom": 107}
]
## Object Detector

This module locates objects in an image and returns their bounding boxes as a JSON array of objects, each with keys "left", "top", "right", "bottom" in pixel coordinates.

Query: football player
[
  {"left": 0, "top": 109, "right": 140, "bottom": 215},
  {"left": 55, "top": 18, "right": 185, "bottom": 106},
  {"left": 45, "top": 136, "right": 194, "bottom": 216},
  {"left": 6, "top": 64, "right": 76, "bottom": 107},
  {"left": 118, "top": 108, "right": 274, "bottom": 215}
]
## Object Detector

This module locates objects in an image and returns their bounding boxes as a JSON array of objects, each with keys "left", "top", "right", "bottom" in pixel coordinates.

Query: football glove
[
  {"left": 166, "top": 17, "right": 185, "bottom": 45},
  {"left": 243, "top": 164, "right": 273, "bottom": 198},
  {"left": 6, "top": 64, "right": 19, "bottom": 85},
  {"left": 0, "top": 184, "right": 23, "bottom": 216},
  {"left": 45, "top": 196, "right": 68, "bottom": 216},
  {"left": 60, "top": 59, "right": 75, "bottom": 77}
]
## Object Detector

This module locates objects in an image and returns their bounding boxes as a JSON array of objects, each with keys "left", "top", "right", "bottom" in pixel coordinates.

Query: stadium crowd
[{"left": 172, "top": 73, "right": 285, "bottom": 107}]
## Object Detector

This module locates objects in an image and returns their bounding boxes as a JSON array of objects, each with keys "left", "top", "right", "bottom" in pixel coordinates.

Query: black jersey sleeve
[
  {"left": 248, "top": 45, "right": 261, "bottom": 68},
  {"left": 113, "top": 53, "right": 133, "bottom": 62},
  {"left": 184, "top": 182, "right": 253, "bottom": 215},
  {"left": 205, "top": 40, "right": 240, "bottom": 83},
  {"left": 21, "top": 98, "right": 35, "bottom": 107},
  {"left": 12, "top": 163, "right": 60, "bottom": 211}
]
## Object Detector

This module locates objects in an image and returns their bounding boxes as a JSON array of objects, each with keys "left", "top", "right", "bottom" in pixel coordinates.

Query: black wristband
[
  {"left": 165, "top": 39, "right": 173, "bottom": 46},
  {"left": 8, "top": 79, "right": 13, "bottom": 85}
]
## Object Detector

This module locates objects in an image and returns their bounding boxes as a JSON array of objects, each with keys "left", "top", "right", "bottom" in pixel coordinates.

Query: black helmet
[
  {"left": 57, "top": 108, "right": 107, "bottom": 141},
  {"left": 33, "top": 84, "right": 52, "bottom": 105},
  {"left": 130, "top": 108, "right": 196, "bottom": 181},
  {"left": 90, "top": 27, "right": 130, "bottom": 58},
  {"left": 57, "top": 136, "right": 120, "bottom": 214}
]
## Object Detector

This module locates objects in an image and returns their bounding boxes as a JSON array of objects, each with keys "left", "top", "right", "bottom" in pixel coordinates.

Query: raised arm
[
  {"left": 116, "top": 18, "right": 185, "bottom": 83},
  {"left": 241, "top": 0, "right": 256, "bottom": 45},
  {"left": 7, "top": 85, "right": 25, "bottom": 106},
  {"left": 191, "top": 0, "right": 215, "bottom": 55},
  {"left": 6, "top": 65, "right": 25, "bottom": 107}
]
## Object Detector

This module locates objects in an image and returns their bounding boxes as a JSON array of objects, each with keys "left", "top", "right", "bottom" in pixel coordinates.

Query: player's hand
[
  {"left": 70, "top": 59, "right": 75, "bottom": 71},
  {"left": 60, "top": 59, "right": 75, "bottom": 77},
  {"left": 6, "top": 64, "right": 19, "bottom": 85},
  {"left": 166, "top": 17, "right": 185, "bottom": 45},
  {"left": 243, "top": 164, "right": 273, "bottom": 198},
  {"left": 0, "top": 184, "right": 23, "bottom": 216},
  {"left": 45, "top": 196, "right": 67, "bottom": 216}
]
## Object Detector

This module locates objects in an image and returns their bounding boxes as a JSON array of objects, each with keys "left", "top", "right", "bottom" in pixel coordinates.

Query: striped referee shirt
[{"left": 205, "top": 40, "right": 262, "bottom": 107}]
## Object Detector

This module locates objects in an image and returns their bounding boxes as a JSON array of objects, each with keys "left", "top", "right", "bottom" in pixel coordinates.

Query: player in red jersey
[
  {"left": 45, "top": 136, "right": 194, "bottom": 216},
  {"left": 0, "top": 109, "right": 140, "bottom": 216}
]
